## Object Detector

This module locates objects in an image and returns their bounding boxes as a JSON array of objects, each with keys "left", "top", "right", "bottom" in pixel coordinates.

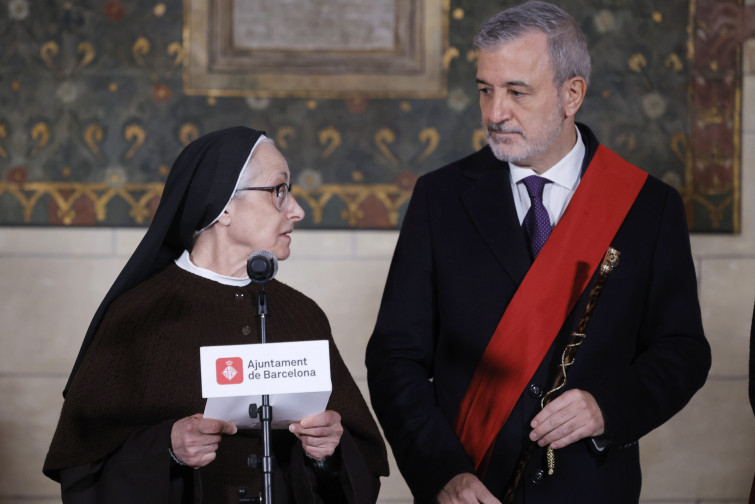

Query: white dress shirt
[{"left": 509, "top": 126, "right": 585, "bottom": 226}]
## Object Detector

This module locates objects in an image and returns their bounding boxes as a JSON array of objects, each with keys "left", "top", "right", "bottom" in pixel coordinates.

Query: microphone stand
[
  {"left": 244, "top": 250, "right": 279, "bottom": 504},
  {"left": 248, "top": 284, "right": 274, "bottom": 504}
]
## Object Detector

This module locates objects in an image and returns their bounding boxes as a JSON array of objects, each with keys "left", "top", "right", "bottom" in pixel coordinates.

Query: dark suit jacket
[
  {"left": 366, "top": 124, "right": 711, "bottom": 503},
  {"left": 750, "top": 301, "right": 755, "bottom": 416}
]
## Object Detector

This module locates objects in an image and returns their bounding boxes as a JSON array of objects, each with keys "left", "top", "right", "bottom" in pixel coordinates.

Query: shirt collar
[
  {"left": 175, "top": 250, "right": 252, "bottom": 287},
  {"left": 509, "top": 126, "right": 585, "bottom": 190}
]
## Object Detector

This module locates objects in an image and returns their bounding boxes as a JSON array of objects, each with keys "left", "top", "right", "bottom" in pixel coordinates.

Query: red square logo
[{"left": 216, "top": 357, "right": 244, "bottom": 384}]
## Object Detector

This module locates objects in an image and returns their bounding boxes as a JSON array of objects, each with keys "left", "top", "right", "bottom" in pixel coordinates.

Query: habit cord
[{"left": 501, "top": 247, "right": 620, "bottom": 504}]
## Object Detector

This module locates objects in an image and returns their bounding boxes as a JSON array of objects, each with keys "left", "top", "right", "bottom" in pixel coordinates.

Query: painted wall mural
[{"left": 0, "top": 0, "right": 744, "bottom": 232}]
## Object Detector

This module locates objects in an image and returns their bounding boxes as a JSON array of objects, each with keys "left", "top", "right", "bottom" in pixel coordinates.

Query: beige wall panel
[
  {"left": 745, "top": 75, "right": 755, "bottom": 133},
  {"left": 639, "top": 380, "right": 755, "bottom": 500},
  {"left": 376, "top": 457, "right": 413, "bottom": 503},
  {"left": 0, "top": 256, "right": 125, "bottom": 374},
  {"left": 0, "top": 377, "right": 65, "bottom": 497},
  {"left": 0, "top": 228, "right": 113, "bottom": 256},
  {"left": 354, "top": 231, "right": 400, "bottom": 259},
  {"left": 113, "top": 228, "right": 146, "bottom": 256},
  {"left": 289, "top": 230, "right": 356, "bottom": 259},
  {"left": 699, "top": 258, "right": 755, "bottom": 376}
]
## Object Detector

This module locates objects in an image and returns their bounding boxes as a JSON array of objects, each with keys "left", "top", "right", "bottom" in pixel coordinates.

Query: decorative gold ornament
[
  {"left": 276, "top": 127, "right": 296, "bottom": 150},
  {"left": 0, "top": 181, "right": 415, "bottom": 228},
  {"left": 443, "top": 47, "right": 460, "bottom": 70},
  {"left": 76, "top": 42, "right": 95, "bottom": 73},
  {"left": 40, "top": 42, "right": 61, "bottom": 78},
  {"left": 124, "top": 124, "right": 147, "bottom": 159},
  {"left": 179, "top": 123, "right": 201, "bottom": 146},
  {"left": 132, "top": 37, "right": 183, "bottom": 81},
  {"left": 0, "top": 124, "right": 7, "bottom": 159},
  {"left": 664, "top": 53, "right": 684, "bottom": 72},
  {"left": 84, "top": 124, "right": 104, "bottom": 161},
  {"left": 374, "top": 128, "right": 399, "bottom": 165},
  {"left": 319, "top": 126, "right": 342, "bottom": 160},
  {"left": 0, "top": 181, "right": 162, "bottom": 224},
  {"left": 30, "top": 122, "right": 50, "bottom": 157},
  {"left": 628, "top": 53, "right": 648, "bottom": 73},
  {"left": 417, "top": 128, "right": 439, "bottom": 162}
]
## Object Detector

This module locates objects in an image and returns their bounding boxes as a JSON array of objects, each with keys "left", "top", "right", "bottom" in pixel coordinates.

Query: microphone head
[{"left": 246, "top": 250, "right": 278, "bottom": 285}]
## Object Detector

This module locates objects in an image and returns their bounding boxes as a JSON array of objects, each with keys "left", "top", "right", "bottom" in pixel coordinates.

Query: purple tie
[{"left": 522, "top": 175, "right": 551, "bottom": 258}]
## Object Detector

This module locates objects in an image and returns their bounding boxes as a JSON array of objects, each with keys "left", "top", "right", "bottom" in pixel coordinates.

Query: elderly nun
[{"left": 44, "top": 126, "right": 389, "bottom": 504}]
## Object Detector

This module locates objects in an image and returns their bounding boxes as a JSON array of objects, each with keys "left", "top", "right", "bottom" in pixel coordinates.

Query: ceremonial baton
[{"left": 502, "top": 247, "right": 620, "bottom": 504}]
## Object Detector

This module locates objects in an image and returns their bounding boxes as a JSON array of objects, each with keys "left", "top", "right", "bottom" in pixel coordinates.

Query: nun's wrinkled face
[{"left": 225, "top": 142, "right": 305, "bottom": 261}]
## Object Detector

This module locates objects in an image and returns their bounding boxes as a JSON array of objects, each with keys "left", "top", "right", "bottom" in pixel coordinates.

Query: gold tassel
[{"left": 546, "top": 447, "right": 555, "bottom": 476}]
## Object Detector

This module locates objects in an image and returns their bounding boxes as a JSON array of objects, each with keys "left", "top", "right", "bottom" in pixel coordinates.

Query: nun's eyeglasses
[{"left": 237, "top": 182, "right": 291, "bottom": 211}]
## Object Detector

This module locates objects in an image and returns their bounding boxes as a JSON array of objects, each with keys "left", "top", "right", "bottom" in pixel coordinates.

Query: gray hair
[
  {"left": 233, "top": 135, "right": 276, "bottom": 197},
  {"left": 473, "top": 0, "right": 591, "bottom": 86}
]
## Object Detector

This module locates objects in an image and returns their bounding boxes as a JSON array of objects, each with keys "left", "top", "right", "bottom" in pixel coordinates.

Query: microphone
[{"left": 247, "top": 250, "right": 278, "bottom": 285}]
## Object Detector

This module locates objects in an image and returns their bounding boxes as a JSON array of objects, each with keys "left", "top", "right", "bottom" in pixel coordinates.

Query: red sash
[{"left": 453, "top": 145, "right": 648, "bottom": 473}]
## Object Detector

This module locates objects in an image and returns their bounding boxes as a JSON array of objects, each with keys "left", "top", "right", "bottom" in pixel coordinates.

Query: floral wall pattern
[{"left": 0, "top": 0, "right": 743, "bottom": 232}]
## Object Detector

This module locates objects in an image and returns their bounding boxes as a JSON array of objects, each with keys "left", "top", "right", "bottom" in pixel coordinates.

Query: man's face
[{"left": 477, "top": 31, "right": 567, "bottom": 172}]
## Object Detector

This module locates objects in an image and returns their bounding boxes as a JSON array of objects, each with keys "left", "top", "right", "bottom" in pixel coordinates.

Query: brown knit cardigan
[{"left": 44, "top": 264, "right": 388, "bottom": 503}]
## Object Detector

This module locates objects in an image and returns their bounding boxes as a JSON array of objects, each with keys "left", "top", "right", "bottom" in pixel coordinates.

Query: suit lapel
[{"left": 460, "top": 147, "right": 531, "bottom": 286}]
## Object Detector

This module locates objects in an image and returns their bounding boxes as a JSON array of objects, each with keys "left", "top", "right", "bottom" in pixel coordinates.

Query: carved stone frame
[{"left": 183, "top": 0, "right": 448, "bottom": 98}]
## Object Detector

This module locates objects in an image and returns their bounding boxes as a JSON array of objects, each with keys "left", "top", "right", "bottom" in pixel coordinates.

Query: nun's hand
[
  {"left": 171, "top": 413, "right": 237, "bottom": 469},
  {"left": 289, "top": 410, "right": 343, "bottom": 460}
]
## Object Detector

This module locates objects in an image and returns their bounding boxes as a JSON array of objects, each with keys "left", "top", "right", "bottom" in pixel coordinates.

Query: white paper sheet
[{"left": 204, "top": 390, "right": 331, "bottom": 429}]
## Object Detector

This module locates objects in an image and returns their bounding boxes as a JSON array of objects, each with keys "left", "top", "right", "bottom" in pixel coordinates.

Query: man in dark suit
[{"left": 365, "top": 2, "right": 711, "bottom": 503}]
